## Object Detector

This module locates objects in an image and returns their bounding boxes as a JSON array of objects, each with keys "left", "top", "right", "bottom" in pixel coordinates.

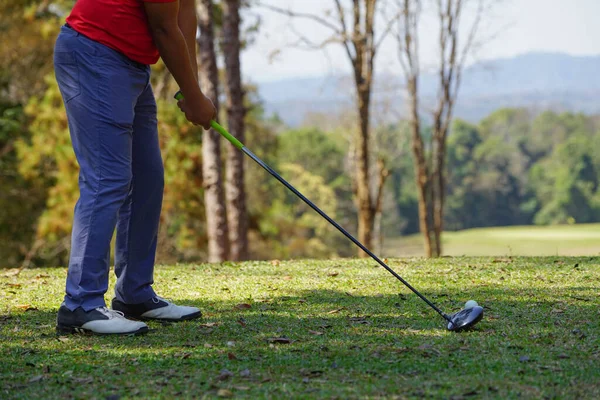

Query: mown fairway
[{"left": 386, "top": 224, "right": 600, "bottom": 257}]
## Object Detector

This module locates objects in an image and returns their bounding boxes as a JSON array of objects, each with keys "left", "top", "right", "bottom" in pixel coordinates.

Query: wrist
[{"left": 181, "top": 87, "right": 203, "bottom": 105}]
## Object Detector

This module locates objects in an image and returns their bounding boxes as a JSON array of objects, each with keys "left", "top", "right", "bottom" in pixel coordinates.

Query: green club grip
[{"left": 174, "top": 91, "right": 244, "bottom": 150}]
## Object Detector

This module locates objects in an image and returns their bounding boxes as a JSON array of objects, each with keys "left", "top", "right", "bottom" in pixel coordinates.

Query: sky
[{"left": 241, "top": 0, "right": 600, "bottom": 82}]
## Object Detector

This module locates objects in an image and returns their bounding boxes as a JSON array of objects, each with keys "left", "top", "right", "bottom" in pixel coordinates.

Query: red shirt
[{"left": 66, "top": 0, "right": 176, "bottom": 65}]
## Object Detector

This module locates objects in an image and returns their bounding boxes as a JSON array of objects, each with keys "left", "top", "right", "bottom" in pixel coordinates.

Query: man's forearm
[
  {"left": 152, "top": 26, "right": 202, "bottom": 103},
  {"left": 178, "top": 0, "right": 199, "bottom": 79}
]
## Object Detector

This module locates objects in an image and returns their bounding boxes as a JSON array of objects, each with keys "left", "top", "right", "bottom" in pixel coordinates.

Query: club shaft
[{"left": 241, "top": 147, "right": 451, "bottom": 322}]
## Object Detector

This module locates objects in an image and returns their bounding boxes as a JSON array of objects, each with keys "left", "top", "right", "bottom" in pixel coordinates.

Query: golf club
[{"left": 175, "top": 91, "right": 483, "bottom": 332}]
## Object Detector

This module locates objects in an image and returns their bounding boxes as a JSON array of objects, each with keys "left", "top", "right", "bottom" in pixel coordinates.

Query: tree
[
  {"left": 261, "top": 0, "right": 392, "bottom": 256},
  {"left": 0, "top": 0, "right": 73, "bottom": 104},
  {"left": 0, "top": 103, "right": 47, "bottom": 267},
  {"left": 396, "top": 0, "right": 486, "bottom": 256},
  {"left": 527, "top": 113, "right": 600, "bottom": 225},
  {"left": 197, "top": 0, "right": 230, "bottom": 262},
  {"left": 222, "top": 0, "right": 249, "bottom": 261},
  {"left": 15, "top": 77, "right": 78, "bottom": 266},
  {"left": 444, "top": 119, "right": 484, "bottom": 230}
]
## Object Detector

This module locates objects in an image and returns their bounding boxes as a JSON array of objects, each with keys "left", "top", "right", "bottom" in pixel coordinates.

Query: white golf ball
[{"left": 464, "top": 300, "right": 478, "bottom": 309}]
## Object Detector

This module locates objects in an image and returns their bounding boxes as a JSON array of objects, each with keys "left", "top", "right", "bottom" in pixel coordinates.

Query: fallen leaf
[
  {"left": 57, "top": 336, "right": 70, "bottom": 342},
  {"left": 570, "top": 296, "right": 590, "bottom": 302},
  {"left": 267, "top": 337, "right": 292, "bottom": 344},
  {"left": 204, "top": 343, "right": 213, "bottom": 348},
  {"left": 558, "top": 353, "right": 569, "bottom": 359},
  {"left": 35, "top": 274, "right": 50, "bottom": 279},
  {"left": 283, "top": 276, "right": 292, "bottom": 280},
  {"left": 261, "top": 377, "right": 272, "bottom": 383},
  {"left": 233, "top": 385, "right": 250, "bottom": 391},
  {"left": 28, "top": 375, "right": 44, "bottom": 383},
  {"left": 271, "top": 260, "right": 281, "bottom": 266},
  {"left": 16, "top": 305, "right": 37, "bottom": 311},
  {"left": 309, "top": 330, "right": 324, "bottom": 336},
  {"left": 327, "top": 308, "right": 343, "bottom": 314},
  {"left": 327, "top": 272, "right": 339, "bottom": 277},
  {"left": 235, "top": 303, "right": 252, "bottom": 310},
  {"left": 227, "top": 352, "right": 237, "bottom": 360},
  {"left": 298, "top": 299, "right": 307, "bottom": 304},
  {"left": 552, "top": 308, "right": 565, "bottom": 314},
  {"left": 349, "top": 316, "right": 370, "bottom": 324},
  {"left": 237, "top": 318, "right": 247, "bottom": 327},
  {"left": 72, "top": 377, "right": 93, "bottom": 384},
  {"left": 180, "top": 353, "right": 192, "bottom": 359},
  {"left": 300, "top": 369, "right": 324, "bottom": 377},
  {"left": 216, "top": 369, "right": 234, "bottom": 381},
  {"left": 199, "top": 322, "right": 219, "bottom": 328},
  {"left": 7, "top": 283, "right": 22, "bottom": 288}
]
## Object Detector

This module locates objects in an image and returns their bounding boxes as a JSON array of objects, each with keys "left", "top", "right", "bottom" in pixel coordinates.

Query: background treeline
[{"left": 2, "top": 1, "right": 600, "bottom": 267}]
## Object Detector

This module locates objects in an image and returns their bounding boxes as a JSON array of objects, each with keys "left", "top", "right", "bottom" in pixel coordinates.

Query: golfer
[{"left": 54, "top": 0, "right": 215, "bottom": 335}]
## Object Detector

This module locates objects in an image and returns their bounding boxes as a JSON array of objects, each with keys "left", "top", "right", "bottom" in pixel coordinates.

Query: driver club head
[{"left": 447, "top": 306, "right": 484, "bottom": 332}]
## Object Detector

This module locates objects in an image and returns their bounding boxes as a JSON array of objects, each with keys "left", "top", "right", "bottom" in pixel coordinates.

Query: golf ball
[{"left": 464, "top": 300, "right": 478, "bottom": 309}]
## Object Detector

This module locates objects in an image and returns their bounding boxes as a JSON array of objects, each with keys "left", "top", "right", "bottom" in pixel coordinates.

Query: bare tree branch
[
  {"left": 334, "top": 0, "right": 357, "bottom": 61},
  {"left": 258, "top": 2, "right": 343, "bottom": 34}
]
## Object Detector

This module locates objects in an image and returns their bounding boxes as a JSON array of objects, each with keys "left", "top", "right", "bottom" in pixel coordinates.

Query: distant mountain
[{"left": 255, "top": 52, "right": 600, "bottom": 127}]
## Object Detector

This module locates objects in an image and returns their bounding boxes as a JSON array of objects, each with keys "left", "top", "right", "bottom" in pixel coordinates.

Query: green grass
[
  {"left": 385, "top": 223, "right": 600, "bottom": 257},
  {"left": 1, "top": 257, "right": 599, "bottom": 399}
]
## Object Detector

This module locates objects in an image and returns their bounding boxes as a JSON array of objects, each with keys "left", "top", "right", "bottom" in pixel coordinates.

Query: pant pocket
[{"left": 54, "top": 51, "right": 81, "bottom": 103}]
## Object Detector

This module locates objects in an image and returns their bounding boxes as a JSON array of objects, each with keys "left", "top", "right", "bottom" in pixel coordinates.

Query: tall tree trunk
[
  {"left": 407, "top": 76, "right": 433, "bottom": 257},
  {"left": 373, "top": 158, "right": 390, "bottom": 254},
  {"left": 432, "top": 136, "right": 444, "bottom": 257},
  {"left": 350, "top": 0, "right": 378, "bottom": 257},
  {"left": 197, "top": 0, "right": 229, "bottom": 262},
  {"left": 398, "top": 0, "right": 484, "bottom": 257},
  {"left": 222, "top": 0, "right": 249, "bottom": 261},
  {"left": 264, "top": 0, "right": 384, "bottom": 257},
  {"left": 355, "top": 86, "right": 374, "bottom": 256}
]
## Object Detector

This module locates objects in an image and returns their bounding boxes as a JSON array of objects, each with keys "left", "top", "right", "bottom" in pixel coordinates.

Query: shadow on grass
[{"left": 1, "top": 285, "right": 599, "bottom": 399}]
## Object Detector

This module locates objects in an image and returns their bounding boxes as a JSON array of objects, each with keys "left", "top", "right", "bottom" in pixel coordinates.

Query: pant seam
[{"left": 70, "top": 55, "right": 105, "bottom": 309}]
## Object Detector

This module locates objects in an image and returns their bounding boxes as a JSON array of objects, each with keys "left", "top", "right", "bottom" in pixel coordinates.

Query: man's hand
[{"left": 177, "top": 93, "right": 217, "bottom": 129}]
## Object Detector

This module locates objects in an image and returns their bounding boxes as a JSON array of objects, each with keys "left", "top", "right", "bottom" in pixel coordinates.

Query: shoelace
[{"left": 97, "top": 306, "right": 126, "bottom": 319}]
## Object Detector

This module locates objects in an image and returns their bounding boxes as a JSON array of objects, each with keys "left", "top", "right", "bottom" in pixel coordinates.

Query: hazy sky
[{"left": 241, "top": 0, "right": 600, "bottom": 82}]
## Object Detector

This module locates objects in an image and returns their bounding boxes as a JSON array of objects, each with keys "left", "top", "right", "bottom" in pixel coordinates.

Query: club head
[{"left": 447, "top": 306, "right": 484, "bottom": 332}]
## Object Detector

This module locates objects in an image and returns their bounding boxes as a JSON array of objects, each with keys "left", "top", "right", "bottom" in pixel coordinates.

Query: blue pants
[{"left": 54, "top": 25, "right": 164, "bottom": 311}]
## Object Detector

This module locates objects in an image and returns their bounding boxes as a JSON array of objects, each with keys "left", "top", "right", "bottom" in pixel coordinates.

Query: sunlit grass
[{"left": 386, "top": 223, "right": 600, "bottom": 257}]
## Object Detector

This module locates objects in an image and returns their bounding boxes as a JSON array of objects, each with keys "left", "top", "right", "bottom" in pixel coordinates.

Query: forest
[{"left": 2, "top": 0, "right": 600, "bottom": 267}]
